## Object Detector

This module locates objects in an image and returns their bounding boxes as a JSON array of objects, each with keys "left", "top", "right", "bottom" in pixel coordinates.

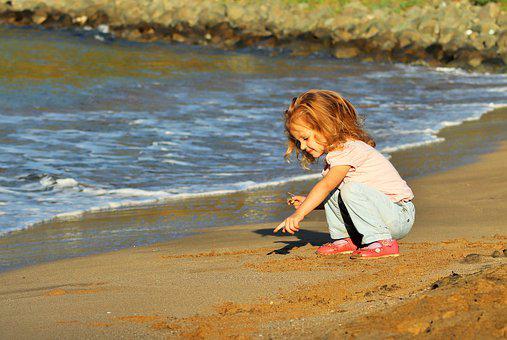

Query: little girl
[{"left": 273, "top": 89, "right": 415, "bottom": 259}]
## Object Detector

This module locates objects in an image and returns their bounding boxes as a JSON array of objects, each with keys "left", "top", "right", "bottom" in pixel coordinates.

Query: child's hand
[
  {"left": 273, "top": 212, "right": 304, "bottom": 235},
  {"left": 287, "top": 195, "right": 306, "bottom": 210}
]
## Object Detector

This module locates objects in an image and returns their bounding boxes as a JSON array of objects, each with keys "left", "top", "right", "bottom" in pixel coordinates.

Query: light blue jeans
[{"left": 324, "top": 182, "right": 415, "bottom": 245}]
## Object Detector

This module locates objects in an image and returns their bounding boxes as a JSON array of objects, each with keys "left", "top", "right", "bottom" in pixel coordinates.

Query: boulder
[
  {"left": 498, "top": 31, "right": 507, "bottom": 54},
  {"left": 198, "top": 2, "right": 226, "bottom": 27},
  {"left": 340, "top": 1, "right": 369, "bottom": 17},
  {"left": 398, "top": 29, "right": 423, "bottom": 48},
  {"left": 332, "top": 45, "right": 360, "bottom": 59},
  {"left": 32, "top": 3, "right": 50, "bottom": 25},
  {"left": 498, "top": 12, "right": 507, "bottom": 27},
  {"left": 478, "top": 2, "right": 501, "bottom": 22},
  {"left": 468, "top": 53, "right": 483, "bottom": 68}
]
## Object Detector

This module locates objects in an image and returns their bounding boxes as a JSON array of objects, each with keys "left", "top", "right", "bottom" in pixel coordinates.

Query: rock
[
  {"left": 438, "top": 28, "right": 455, "bottom": 46},
  {"left": 32, "top": 3, "right": 50, "bottom": 25},
  {"left": 73, "top": 15, "right": 88, "bottom": 25},
  {"left": 87, "top": 9, "right": 108, "bottom": 26},
  {"left": 431, "top": 272, "right": 461, "bottom": 289},
  {"left": 468, "top": 55, "right": 483, "bottom": 68},
  {"left": 419, "top": 17, "right": 439, "bottom": 36},
  {"left": 172, "top": 33, "right": 186, "bottom": 43},
  {"left": 331, "top": 29, "right": 353, "bottom": 43},
  {"left": 398, "top": 29, "right": 423, "bottom": 48},
  {"left": 498, "top": 12, "right": 507, "bottom": 27},
  {"left": 333, "top": 14, "right": 360, "bottom": 32},
  {"left": 491, "top": 250, "right": 503, "bottom": 258},
  {"left": 363, "top": 24, "right": 379, "bottom": 39},
  {"left": 332, "top": 45, "right": 360, "bottom": 59},
  {"left": 478, "top": 2, "right": 501, "bottom": 22},
  {"left": 497, "top": 32, "right": 507, "bottom": 54},
  {"left": 504, "top": 249, "right": 507, "bottom": 257},
  {"left": 341, "top": 1, "right": 369, "bottom": 17},
  {"left": 198, "top": 2, "right": 226, "bottom": 27},
  {"left": 462, "top": 253, "right": 481, "bottom": 263}
]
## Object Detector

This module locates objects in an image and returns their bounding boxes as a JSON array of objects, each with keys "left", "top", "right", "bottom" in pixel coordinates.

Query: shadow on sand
[
  {"left": 253, "top": 193, "right": 364, "bottom": 255},
  {"left": 252, "top": 228, "right": 331, "bottom": 255}
]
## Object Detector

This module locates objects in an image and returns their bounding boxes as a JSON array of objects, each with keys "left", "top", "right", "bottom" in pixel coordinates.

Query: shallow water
[{"left": 1, "top": 26, "right": 506, "bottom": 270}]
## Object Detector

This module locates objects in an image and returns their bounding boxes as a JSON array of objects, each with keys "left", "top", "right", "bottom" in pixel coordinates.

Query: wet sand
[{"left": 1, "top": 113, "right": 506, "bottom": 338}]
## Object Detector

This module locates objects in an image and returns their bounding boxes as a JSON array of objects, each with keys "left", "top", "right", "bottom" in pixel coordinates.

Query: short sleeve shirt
[{"left": 322, "top": 140, "right": 414, "bottom": 202}]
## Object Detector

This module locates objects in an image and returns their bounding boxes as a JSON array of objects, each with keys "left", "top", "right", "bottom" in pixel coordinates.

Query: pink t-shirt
[{"left": 321, "top": 140, "right": 414, "bottom": 202}]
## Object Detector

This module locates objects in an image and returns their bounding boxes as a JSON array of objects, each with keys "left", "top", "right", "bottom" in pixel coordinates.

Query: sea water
[{"left": 0, "top": 26, "right": 506, "bottom": 268}]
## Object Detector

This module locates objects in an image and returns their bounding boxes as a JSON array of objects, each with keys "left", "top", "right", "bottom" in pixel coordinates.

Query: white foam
[
  {"left": 380, "top": 138, "right": 445, "bottom": 154},
  {"left": 488, "top": 103, "right": 507, "bottom": 109},
  {"left": 435, "top": 67, "right": 468, "bottom": 76},
  {"left": 39, "top": 176, "right": 55, "bottom": 188},
  {"left": 0, "top": 187, "right": 18, "bottom": 195},
  {"left": 162, "top": 159, "right": 193, "bottom": 166},
  {"left": 0, "top": 211, "right": 5, "bottom": 216},
  {"left": 55, "top": 178, "right": 79, "bottom": 189},
  {"left": 440, "top": 121, "right": 462, "bottom": 128},
  {"left": 21, "top": 172, "right": 323, "bottom": 227},
  {"left": 154, "top": 141, "right": 177, "bottom": 146},
  {"left": 130, "top": 119, "right": 146, "bottom": 125},
  {"left": 39, "top": 176, "right": 79, "bottom": 189},
  {"left": 97, "top": 24, "right": 110, "bottom": 34},
  {"left": 106, "top": 188, "right": 172, "bottom": 198},
  {"left": 487, "top": 87, "right": 507, "bottom": 93}
]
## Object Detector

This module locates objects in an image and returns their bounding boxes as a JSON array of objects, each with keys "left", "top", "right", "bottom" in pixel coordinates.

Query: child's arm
[{"left": 274, "top": 165, "right": 350, "bottom": 234}]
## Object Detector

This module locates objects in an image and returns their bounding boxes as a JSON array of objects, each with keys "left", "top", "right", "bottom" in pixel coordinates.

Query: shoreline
[
  {"left": 1, "top": 0, "right": 506, "bottom": 72},
  {"left": 0, "top": 118, "right": 505, "bottom": 337},
  {"left": 1, "top": 105, "right": 506, "bottom": 273}
]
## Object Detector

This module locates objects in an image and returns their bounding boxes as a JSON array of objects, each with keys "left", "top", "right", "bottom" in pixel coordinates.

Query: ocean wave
[
  {"left": 20, "top": 172, "right": 322, "bottom": 227},
  {"left": 39, "top": 176, "right": 79, "bottom": 190},
  {"left": 380, "top": 138, "right": 445, "bottom": 154}
]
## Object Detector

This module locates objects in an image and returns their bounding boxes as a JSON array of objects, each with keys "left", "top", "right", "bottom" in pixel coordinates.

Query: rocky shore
[{"left": 1, "top": 0, "right": 506, "bottom": 71}]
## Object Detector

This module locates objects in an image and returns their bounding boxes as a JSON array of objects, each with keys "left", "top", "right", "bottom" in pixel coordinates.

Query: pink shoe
[
  {"left": 350, "top": 239, "right": 399, "bottom": 259},
  {"left": 316, "top": 238, "right": 358, "bottom": 255}
]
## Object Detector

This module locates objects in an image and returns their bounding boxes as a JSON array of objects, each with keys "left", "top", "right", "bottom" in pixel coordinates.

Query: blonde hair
[{"left": 284, "top": 89, "right": 375, "bottom": 169}]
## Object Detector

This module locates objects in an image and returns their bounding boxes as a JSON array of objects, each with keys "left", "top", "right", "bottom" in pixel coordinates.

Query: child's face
[{"left": 289, "top": 120, "right": 327, "bottom": 158}]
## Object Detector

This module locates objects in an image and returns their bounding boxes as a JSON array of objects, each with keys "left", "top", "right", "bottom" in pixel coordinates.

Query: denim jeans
[{"left": 324, "top": 182, "right": 415, "bottom": 245}]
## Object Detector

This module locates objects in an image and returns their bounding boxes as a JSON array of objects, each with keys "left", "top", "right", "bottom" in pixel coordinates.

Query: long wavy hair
[{"left": 284, "top": 89, "right": 375, "bottom": 169}]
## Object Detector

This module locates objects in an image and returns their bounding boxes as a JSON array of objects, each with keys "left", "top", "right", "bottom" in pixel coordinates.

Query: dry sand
[{"left": 1, "top": 140, "right": 506, "bottom": 338}]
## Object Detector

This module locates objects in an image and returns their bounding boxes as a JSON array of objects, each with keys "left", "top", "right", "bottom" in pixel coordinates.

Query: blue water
[{"left": 1, "top": 26, "right": 506, "bottom": 234}]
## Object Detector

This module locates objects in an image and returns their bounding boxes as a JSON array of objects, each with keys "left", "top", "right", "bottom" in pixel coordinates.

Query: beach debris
[
  {"left": 491, "top": 250, "right": 502, "bottom": 258},
  {"left": 431, "top": 272, "right": 461, "bottom": 289},
  {"left": 492, "top": 249, "right": 507, "bottom": 258},
  {"left": 462, "top": 253, "right": 481, "bottom": 263}
]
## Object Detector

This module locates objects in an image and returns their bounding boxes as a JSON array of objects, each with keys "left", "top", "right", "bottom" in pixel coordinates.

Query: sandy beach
[{"left": 1, "top": 108, "right": 506, "bottom": 338}]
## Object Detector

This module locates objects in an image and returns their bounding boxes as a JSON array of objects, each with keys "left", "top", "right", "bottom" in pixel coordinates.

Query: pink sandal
[
  {"left": 350, "top": 239, "right": 399, "bottom": 259},
  {"left": 316, "top": 238, "right": 358, "bottom": 255}
]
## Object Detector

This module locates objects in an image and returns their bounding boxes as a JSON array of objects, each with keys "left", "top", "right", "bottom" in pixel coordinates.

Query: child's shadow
[
  {"left": 252, "top": 228, "right": 331, "bottom": 255},
  {"left": 254, "top": 194, "right": 362, "bottom": 255}
]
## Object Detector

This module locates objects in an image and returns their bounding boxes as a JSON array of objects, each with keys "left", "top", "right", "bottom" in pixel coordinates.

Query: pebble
[
  {"left": 462, "top": 253, "right": 481, "bottom": 263},
  {"left": 491, "top": 250, "right": 502, "bottom": 258},
  {"left": 431, "top": 272, "right": 461, "bottom": 289}
]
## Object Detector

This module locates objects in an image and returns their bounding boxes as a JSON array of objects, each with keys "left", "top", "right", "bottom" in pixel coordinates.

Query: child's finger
[{"left": 273, "top": 221, "right": 285, "bottom": 233}]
